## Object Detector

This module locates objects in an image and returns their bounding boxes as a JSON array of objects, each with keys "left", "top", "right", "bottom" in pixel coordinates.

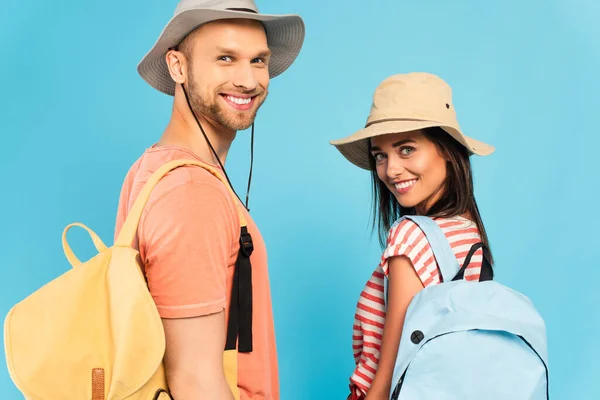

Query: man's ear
[{"left": 165, "top": 49, "right": 187, "bottom": 84}]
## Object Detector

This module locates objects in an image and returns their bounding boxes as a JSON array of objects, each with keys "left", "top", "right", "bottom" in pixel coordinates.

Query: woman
[{"left": 330, "top": 72, "right": 496, "bottom": 400}]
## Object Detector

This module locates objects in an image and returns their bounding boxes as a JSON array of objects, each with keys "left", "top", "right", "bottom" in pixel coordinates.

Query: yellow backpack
[{"left": 3, "top": 159, "right": 252, "bottom": 400}]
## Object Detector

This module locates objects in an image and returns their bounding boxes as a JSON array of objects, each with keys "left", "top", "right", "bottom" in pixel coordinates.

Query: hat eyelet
[{"left": 446, "top": 103, "right": 450, "bottom": 109}]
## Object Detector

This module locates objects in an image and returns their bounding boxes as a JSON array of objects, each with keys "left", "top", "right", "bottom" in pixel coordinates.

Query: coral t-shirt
[{"left": 114, "top": 145, "right": 279, "bottom": 400}]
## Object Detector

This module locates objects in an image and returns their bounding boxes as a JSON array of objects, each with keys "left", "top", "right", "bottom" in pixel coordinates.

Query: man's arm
[
  {"left": 138, "top": 176, "right": 240, "bottom": 399},
  {"left": 163, "top": 312, "right": 234, "bottom": 400}
]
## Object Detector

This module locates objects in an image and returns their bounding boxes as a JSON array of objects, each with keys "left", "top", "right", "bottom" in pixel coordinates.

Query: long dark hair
[{"left": 368, "top": 127, "right": 493, "bottom": 264}]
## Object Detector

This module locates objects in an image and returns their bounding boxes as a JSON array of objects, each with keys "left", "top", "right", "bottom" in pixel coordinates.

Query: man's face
[{"left": 182, "top": 19, "right": 271, "bottom": 131}]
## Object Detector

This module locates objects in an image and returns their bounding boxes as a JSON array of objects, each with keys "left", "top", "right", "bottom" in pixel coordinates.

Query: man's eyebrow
[
  {"left": 215, "top": 46, "right": 238, "bottom": 55},
  {"left": 214, "top": 47, "right": 272, "bottom": 58},
  {"left": 256, "top": 49, "right": 272, "bottom": 58}
]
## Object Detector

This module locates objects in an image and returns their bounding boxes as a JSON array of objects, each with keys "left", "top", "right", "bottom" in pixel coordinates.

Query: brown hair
[{"left": 368, "top": 127, "right": 493, "bottom": 264}]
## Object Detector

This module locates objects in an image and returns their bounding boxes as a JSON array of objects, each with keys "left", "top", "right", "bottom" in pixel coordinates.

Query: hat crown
[
  {"left": 366, "top": 72, "right": 460, "bottom": 129},
  {"left": 175, "top": 0, "right": 259, "bottom": 15}
]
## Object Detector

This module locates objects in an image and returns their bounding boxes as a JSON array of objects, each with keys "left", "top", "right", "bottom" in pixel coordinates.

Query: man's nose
[{"left": 232, "top": 64, "right": 258, "bottom": 92}]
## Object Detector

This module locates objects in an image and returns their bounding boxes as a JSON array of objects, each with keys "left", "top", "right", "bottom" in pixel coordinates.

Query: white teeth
[
  {"left": 395, "top": 179, "right": 417, "bottom": 189},
  {"left": 226, "top": 95, "right": 251, "bottom": 105}
]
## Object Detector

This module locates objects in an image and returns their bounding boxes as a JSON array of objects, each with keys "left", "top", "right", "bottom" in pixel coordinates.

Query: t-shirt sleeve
[
  {"left": 139, "top": 180, "right": 238, "bottom": 319},
  {"left": 379, "top": 220, "right": 442, "bottom": 287}
]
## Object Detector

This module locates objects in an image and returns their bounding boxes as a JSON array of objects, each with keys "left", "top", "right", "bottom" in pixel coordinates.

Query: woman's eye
[{"left": 400, "top": 147, "right": 415, "bottom": 156}]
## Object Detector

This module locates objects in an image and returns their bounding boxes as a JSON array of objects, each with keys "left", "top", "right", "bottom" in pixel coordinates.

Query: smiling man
[{"left": 113, "top": 1, "right": 304, "bottom": 399}]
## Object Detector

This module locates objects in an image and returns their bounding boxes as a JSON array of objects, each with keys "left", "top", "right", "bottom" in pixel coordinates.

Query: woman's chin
[{"left": 394, "top": 195, "right": 419, "bottom": 209}]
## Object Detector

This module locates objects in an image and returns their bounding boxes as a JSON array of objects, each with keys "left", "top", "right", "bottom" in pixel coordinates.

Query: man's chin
[
  {"left": 214, "top": 95, "right": 265, "bottom": 131},
  {"left": 217, "top": 117, "right": 252, "bottom": 131},
  {"left": 229, "top": 120, "right": 255, "bottom": 131},
  {"left": 222, "top": 110, "right": 260, "bottom": 131}
]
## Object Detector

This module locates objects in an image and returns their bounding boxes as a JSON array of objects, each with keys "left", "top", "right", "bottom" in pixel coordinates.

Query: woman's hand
[{"left": 364, "top": 384, "right": 390, "bottom": 400}]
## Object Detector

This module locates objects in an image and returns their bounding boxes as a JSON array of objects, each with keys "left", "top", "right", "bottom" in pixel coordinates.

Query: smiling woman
[
  {"left": 369, "top": 131, "right": 448, "bottom": 214},
  {"left": 329, "top": 73, "right": 548, "bottom": 400},
  {"left": 367, "top": 126, "right": 491, "bottom": 255},
  {"left": 330, "top": 73, "right": 497, "bottom": 399}
]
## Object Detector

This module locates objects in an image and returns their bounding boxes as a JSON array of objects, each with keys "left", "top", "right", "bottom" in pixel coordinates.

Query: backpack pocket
[{"left": 392, "top": 329, "right": 547, "bottom": 400}]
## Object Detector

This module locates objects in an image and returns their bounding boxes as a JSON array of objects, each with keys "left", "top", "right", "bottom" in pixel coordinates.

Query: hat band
[
  {"left": 226, "top": 8, "right": 258, "bottom": 13},
  {"left": 364, "top": 117, "right": 428, "bottom": 128}
]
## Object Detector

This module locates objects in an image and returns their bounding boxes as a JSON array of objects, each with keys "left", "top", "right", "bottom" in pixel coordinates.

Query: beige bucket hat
[
  {"left": 330, "top": 72, "right": 495, "bottom": 170},
  {"left": 137, "top": 0, "right": 305, "bottom": 96}
]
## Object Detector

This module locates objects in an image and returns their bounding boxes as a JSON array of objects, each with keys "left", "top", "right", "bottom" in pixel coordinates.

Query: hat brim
[
  {"left": 137, "top": 9, "right": 305, "bottom": 96},
  {"left": 330, "top": 119, "right": 495, "bottom": 170}
]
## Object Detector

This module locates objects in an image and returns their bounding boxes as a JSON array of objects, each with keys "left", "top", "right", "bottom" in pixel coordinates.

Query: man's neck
[{"left": 159, "top": 97, "right": 236, "bottom": 167}]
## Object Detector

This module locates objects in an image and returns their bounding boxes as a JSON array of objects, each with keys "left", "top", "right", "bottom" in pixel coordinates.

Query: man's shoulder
[
  {"left": 150, "top": 165, "right": 233, "bottom": 208},
  {"left": 123, "top": 146, "right": 231, "bottom": 200},
  {"left": 114, "top": 146, "right": 239, "bottom": 245},
  {"left": 126, "top": 148, "right": 235, "bottom": 214}
]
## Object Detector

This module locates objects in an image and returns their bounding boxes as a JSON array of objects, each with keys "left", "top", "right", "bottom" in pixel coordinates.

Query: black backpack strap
[
  {"left": 225, "top": 226, "right": 254, "bottom": 353},
  {"left": 452, "top": 242, "right": 493, "bottom": 282}
]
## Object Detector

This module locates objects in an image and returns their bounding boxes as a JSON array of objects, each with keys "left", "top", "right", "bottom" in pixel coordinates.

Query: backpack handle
[
  {"left": 114, "top": 159, "right": 248, "bottom": 248},
  {"left": 452, "top": 242, "right": 494, "bottom": 282},
  {"left": 62, "top": 222, "right": 108, "bottom": 268},
  {"left": 401, "top": 216, "right": 460, "bottom": 283}
]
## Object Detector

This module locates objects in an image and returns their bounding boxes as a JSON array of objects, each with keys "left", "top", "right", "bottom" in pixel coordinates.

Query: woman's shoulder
[
  {"left": 386, "top": 216, "right": 479, "bottom": 248},
  {"left": 381, "top": 216, "right": 481, "bottom": 280}
]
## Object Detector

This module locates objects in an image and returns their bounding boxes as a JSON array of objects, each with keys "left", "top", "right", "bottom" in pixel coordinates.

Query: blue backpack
[{"left": 387, "top": 216, "right": 549, "bottom": 400}]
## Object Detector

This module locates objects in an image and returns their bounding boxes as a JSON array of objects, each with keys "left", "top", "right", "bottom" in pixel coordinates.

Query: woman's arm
[{"left": 365, "top": 255, "right": 424, "bottom": 400}]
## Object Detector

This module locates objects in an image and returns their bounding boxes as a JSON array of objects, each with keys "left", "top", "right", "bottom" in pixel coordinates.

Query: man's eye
[{"left": 252, "top": 58, "right": 268, "bottom": 65}]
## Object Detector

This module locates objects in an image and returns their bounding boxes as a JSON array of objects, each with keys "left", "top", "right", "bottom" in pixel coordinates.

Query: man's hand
[{"left": 162, "top": 311, "right": 234, "bottom": 400}]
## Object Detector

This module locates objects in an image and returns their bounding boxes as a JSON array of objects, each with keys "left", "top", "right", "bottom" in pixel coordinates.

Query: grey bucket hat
[{"left": 137, "top": 0, "right": 306, "bottom": 96}]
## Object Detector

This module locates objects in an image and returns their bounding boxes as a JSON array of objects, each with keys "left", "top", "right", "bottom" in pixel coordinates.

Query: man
[{"left": 113, "top": 1, "right": 305, "bottom": 399}]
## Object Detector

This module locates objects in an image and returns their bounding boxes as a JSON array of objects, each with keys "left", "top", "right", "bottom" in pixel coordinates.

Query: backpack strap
[
  {"left": 115, "top": 159, "right": 248, "bottom": 246},
  {"left": 225, "top": 226, "right": 254, "bottom": 353},
  {"left": 402, "top": 216, "right": 460, "bottom": 283},
  {"left": 114, "top": 158, "right": 254, "bottom": 353},
  {"left": 452, "top": 242, "right": 494, "bottom": 282}
]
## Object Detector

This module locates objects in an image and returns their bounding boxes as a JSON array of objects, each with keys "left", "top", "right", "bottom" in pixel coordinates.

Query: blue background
[{"left": 1, "top": 0, "right": 598, "bottom": 398}]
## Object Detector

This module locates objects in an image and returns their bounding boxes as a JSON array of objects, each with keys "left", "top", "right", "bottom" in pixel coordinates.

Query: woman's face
[{"left": 370, "top": 129, "right": 447, "bottom": 213}]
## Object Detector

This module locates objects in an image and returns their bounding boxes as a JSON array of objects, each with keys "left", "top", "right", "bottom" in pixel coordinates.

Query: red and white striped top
[{"left": 350, "top": 216, "right": 483, "bottom": 395}]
